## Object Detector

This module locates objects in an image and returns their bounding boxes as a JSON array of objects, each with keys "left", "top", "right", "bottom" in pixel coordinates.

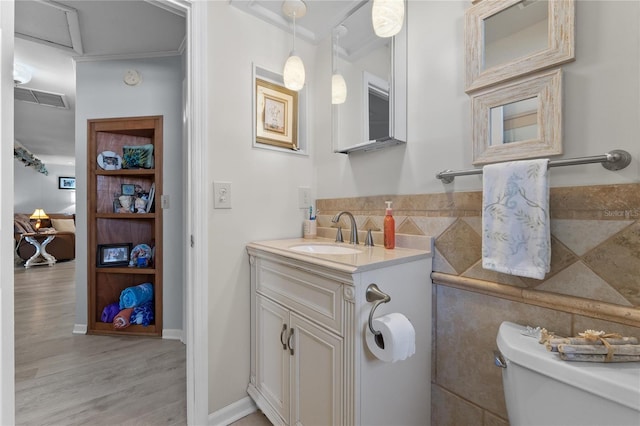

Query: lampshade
[
  {"left": 372, "top": 0, "right": 405, "bottom": 38},
  {"left": 13, "top": 63, "right": 32, "bottom": 86},
  {"left": 284, "top": 53, "right": 306, "bottom": 91},
  {"left": 332, "top": 73, "right": 347, "bottom": 104},
  {"left": 282, "top": 0, "right": 306, "bottom": 91},
  {"left": 30, "top": 208, "right": 49, "bottom": 220},
  {"left": 30, "top": 208, "right": 48, "bottom": 232}
]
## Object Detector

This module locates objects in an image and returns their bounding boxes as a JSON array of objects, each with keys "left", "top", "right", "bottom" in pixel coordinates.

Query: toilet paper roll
[{"left": 366, "top": 312, "right": 416, "bottom": 363}]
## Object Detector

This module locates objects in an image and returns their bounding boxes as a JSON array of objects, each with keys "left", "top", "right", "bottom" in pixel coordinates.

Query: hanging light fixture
[
  {"left": 282, "top": 0, "right": 307, "bottom": 91},
  {"left": 372, "top": 0, "right": 405, "bottom": 38},
  {"left": 332, "top": 25, "right": 347, "bottom": 105}
]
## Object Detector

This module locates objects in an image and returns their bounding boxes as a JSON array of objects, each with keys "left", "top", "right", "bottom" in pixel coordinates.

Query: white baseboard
[
  {"left": 162, "top": 329, "right": 183, "bottom": 341},
  {"left": 72, "top": 324, "right": 87, "bottom": 334},
  {"left": 208, "top": 396, "right": 257, "bottom": 426}
]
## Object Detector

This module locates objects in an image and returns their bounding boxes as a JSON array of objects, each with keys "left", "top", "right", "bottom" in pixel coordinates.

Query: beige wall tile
[
  {"left": 431, "top": 384, "right": 484, "bottom": 426},
  {"left": 551, "top": 219, "right": 634, "bottom": 256},
  {"left": 435, "top": 285, "right": 572, "bottom": 418},
  {"left": 535, "top": 262, "right": 633, "bottom": 306},
  {"left": 484, "top": 410, "right": 509, "bottom": 426},
  {"left": 435, "top": 220, "right": 482, "bottom": 274},
  {"left": 583, "top": 222, "right": 640, "bottom": 306},
  {"left": 572, "top": 316, "right": 640, "bottom": 339},
  {"left": 462, "top": 261, "right": 528, "bottom": 288}
]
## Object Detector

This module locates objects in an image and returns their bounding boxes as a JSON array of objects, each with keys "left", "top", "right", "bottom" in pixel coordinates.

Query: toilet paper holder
[{"left": 366, "top": 283, "right": 391, "bottom": 349}]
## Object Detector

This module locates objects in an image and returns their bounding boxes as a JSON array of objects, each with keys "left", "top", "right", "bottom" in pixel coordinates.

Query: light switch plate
[
  {"left": 298, "top": 187, "right": 311, "bottom": 209},
  {"left": 214, "top": 181, "right": 232, "bottom": 209}
]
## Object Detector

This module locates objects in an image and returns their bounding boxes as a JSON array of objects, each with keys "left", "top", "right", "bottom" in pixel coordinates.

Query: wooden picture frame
[
  {"left": 58, "top": 176, "right": 76, "bottom": 189},
  {"left": 465, "top": 0, "right": 574, "bottom": 93},
  {"left": 472, "top": 68, "right": 562, "bottom": 165},
  {"left": 255, "top": 78, "right": 298, "bottom": 150},
  {"left": 97, "top": 243, "right": 132, "bottom": 267}
]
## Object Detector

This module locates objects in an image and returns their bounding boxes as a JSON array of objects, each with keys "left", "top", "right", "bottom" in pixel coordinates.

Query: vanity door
[
  {"left": 289, "top": 312, "right": 343, "bottom": 426},
  {"left": 255, "top": 294, "right": 290, "bottom": 425}
]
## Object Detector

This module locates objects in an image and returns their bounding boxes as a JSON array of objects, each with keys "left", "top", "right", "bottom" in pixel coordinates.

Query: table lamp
[{"left": 30, "top": 208, "right": 49, "bottom": 232}]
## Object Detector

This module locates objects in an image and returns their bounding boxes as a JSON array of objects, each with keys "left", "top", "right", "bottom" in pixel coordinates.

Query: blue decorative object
[
  {"left": 131, "top": 301, "right": 154, "bottom": 326},
  {"left": 119, "top": 282, "right": 153, "bottom": 309}
]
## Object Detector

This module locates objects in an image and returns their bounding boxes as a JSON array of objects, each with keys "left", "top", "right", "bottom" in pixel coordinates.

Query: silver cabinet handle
[
  {"left": 280, "top": 324, "right": 288, "bottom": 350},
  {"left": 287, "top": 328, "right": 295, "bottom": 356}
]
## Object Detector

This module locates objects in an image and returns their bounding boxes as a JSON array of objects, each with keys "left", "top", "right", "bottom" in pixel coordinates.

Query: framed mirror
[
  {"left": 332, "top": 0, "right": 407, "bottom": 154},
  {"left": 465, "top": 0, "right": 574, "bottom": 93},
  {"left": 472, "top": 68, "right": 562, "bottom": 165}
]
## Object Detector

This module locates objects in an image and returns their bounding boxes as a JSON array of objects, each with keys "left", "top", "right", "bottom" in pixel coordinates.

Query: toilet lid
[{"left": 497, "top": 321, "right": 640, "bottom": 412}]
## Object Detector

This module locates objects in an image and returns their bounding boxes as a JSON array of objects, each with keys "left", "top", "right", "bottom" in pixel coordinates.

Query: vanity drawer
[{"left": 255, "top": 258, "right": 343, "bottom": 335}]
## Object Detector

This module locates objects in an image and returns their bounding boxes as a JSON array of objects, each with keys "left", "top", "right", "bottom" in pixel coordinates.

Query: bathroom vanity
[{"left": 246, "top": 238, "right": 433, "bottom": 425}]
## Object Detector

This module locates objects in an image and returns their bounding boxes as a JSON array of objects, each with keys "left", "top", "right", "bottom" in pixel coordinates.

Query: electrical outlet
[
  {"left": 298, "top": 187, "right": 311, "bottom": 209},
  {"left": 161, "top": 194, "right": 170, "bottom": 209},
  {"left": 214, "top": 181, "right": 232, "bottom": 209}
]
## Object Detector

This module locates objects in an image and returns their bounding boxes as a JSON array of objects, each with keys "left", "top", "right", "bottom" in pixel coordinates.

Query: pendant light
[
  {"left": 282, "top": 0, "right": 307, "bottom": 91},
  {"left": 331, "top": 25, "right": 347, "bottom": 105},
  {"left": 372, "top": 0, "right": 405, "bottom": 38}
]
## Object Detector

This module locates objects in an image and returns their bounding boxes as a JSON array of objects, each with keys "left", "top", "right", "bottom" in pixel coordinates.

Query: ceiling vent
[{"left": 15, "top": 87, "right": 68, "bottom": 109}]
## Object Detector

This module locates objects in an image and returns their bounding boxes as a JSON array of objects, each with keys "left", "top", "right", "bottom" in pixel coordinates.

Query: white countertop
[{"left": 246, "top": 237, "right": 432, "bottom": 273}]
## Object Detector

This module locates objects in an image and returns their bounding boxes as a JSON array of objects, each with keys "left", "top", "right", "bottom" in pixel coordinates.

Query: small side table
[{"left": 22, "top": 233, "right": 57, "bottom": 268}]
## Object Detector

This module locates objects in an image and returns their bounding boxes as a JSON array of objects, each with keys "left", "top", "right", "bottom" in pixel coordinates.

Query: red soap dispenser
[{"left": 384, "top": 201, "right": 395, "bottom": 249}]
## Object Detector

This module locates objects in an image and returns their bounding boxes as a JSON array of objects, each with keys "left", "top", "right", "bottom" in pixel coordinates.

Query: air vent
[{"left": 15, "top": 87, "right": 68, "bottom": 109}]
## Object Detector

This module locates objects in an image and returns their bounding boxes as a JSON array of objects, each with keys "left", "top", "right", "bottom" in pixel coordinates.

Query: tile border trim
[{"left": 432, "top": 272, "right": 640, "bottom": 328}]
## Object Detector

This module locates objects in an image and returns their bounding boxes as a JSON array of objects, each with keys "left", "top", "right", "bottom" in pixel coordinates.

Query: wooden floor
[{"left": 14, "top": 261, "right": 187, "bottom": 425}]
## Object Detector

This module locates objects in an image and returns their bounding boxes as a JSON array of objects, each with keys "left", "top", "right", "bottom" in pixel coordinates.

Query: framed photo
[
  {"left": 255, "top": 78, "right": 298, "bottom": 150},
  {"left": 58, "top": 176, "right": 76, "bottom": 190},
  {"left": 121, "top": 184, "right": 136, "bottom": 196},
  {"left": 97, "top": 243, "right": 132, "bottom": 267}
]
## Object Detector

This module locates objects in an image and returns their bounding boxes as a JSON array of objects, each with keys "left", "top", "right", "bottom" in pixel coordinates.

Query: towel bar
[
  {"left": 366, "top": 284, "right": 391, "bottom": 348},
  {"left": 436, "top": 150, "right": 632, "bottom": 183}
]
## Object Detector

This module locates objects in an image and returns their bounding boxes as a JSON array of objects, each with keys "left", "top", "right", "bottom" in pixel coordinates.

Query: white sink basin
[{"left": 288, "top": 244, "right": 362, "bottom": 255}]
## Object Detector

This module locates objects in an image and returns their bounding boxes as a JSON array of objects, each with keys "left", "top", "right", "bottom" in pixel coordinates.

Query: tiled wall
[{"left": 317, "top": 183, "right": 640, "bottom": 425}]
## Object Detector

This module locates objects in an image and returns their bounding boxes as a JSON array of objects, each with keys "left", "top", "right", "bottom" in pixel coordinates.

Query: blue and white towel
[
  {"left": 482, "top": 159, "right": 550, "bottom": 280},
  {"left": 119, "top": 282, "right": 154, "bottom": 309}
]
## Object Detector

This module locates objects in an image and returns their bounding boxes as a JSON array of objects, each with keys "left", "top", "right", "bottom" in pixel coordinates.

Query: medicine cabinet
[{"left": 332, "top": 0, "right": 407, "bottom": 154}]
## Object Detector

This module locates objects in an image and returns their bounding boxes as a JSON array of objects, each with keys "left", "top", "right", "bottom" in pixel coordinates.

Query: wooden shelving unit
[{"left": 87, "top": 115, "right": 163, "bottom": 337}]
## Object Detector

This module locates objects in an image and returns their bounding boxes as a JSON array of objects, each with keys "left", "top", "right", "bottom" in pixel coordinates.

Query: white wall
[
  {"left": 206, "top": 2, "right": 317, "bottom": 412},
  {"left": 74, "top": 55, "right": 184, "bottom": 331},
  {"left": 316, "top": 0, "right": 640, "bottom": 199},
  {"left": 14, "top": 162, "right": 76, "bottom": 214}
]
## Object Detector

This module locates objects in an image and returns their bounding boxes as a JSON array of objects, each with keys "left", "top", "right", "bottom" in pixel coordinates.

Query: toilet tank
[{"left": 496, "top": 321, "right": 640, "bottom": 426}]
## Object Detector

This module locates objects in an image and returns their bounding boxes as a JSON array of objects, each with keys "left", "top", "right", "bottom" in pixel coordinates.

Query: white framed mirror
[
  {"left": 472, "top": 68, "right": 562, "bottom": 165},
  {"left": 332, "top": 0, "right": 407, "bottom": 154},
  {"left": 465, "top": 0, "right": 574, "bottom": 93}
]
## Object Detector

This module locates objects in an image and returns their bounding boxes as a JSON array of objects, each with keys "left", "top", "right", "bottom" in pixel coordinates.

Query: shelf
[
  {"left": 96, "top": 267, "right": 156, "bottom": 274},
  {"left": 96, "top": 169, "right": 156, "bottom": 176},
  {"left": 88, "top": 115, "right": 163, "bottom": 338},
  {"left": 335, "top": 137, "right": 406, "bottom": 154},
  {"left": 89, "top": 321, "right": 159, "bottom": 337},
  {"left": 96, "top": 213, "right": 155, "bottom": 219}
]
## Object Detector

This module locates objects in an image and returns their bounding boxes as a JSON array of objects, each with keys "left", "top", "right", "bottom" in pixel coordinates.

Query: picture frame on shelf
[
  {"left": 97, "top": 243, "right": 132, "bottom": 267},
  {"left": 58, "top": 176, "right": 76, "bottom": 190},
  {"left": 146, "top": 183, "right": 155, "bottom": 213},
  {"left": 255, "top": 78, "right": 298, "bottom": 150},
  {"left": 121, "top": 183, "right": 136, "bottom": 196}
]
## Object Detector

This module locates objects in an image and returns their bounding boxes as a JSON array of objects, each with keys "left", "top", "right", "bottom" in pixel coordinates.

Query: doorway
[{"left": 3, "top": 0, "right": 209, "bottom": 423}]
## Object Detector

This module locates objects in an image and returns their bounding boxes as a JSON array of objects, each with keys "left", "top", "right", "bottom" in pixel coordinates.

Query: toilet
[{"left": 496, "top": 321, "right": 640, "bottom": 426}]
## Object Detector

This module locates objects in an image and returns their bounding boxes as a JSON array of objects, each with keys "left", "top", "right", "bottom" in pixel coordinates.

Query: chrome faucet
[{"left": 332, "top": 211, "right": 359, "bottom": 245}]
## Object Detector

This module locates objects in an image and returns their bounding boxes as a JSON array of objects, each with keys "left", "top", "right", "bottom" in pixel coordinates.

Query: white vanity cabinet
[{"left": 247, "top": 238, "right": 433, "bottom": 426}]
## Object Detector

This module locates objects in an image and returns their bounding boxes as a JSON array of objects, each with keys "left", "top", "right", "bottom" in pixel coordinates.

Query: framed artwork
[
  {"left": 255, "top": 78, "right": 298, "bottom": 150},
  {"left": 58, "top": 176, "right": 76, "bottom": 189},
  {"left": 121, "top": 184, "right": 136, "bottom": 196},
  {"left": 97, "top": 243, "right": 132, "bottom": 267}
]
